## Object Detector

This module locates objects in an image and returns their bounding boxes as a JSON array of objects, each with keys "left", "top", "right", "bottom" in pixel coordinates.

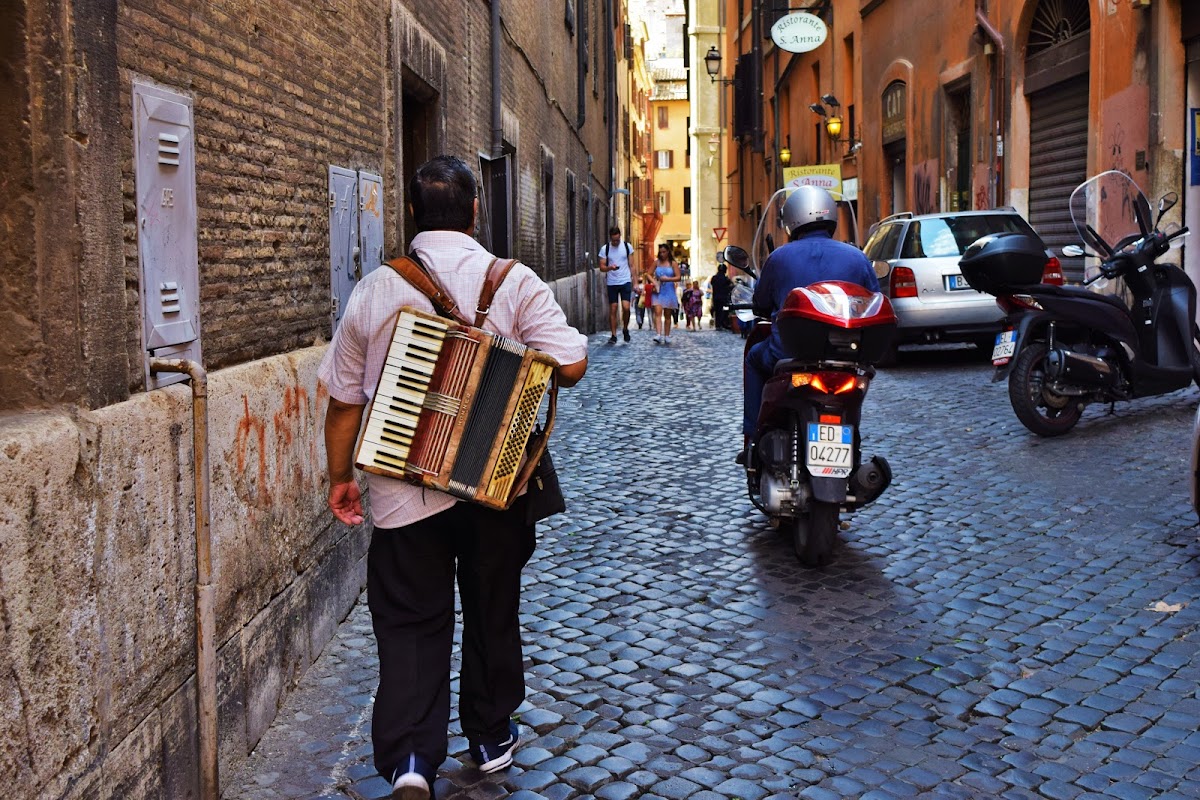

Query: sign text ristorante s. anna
[{"left": 770, "top": 12, "right": 828, "bottom": 54}]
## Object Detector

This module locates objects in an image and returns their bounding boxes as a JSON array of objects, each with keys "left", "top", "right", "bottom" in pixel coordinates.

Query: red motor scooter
[{"left": 724, "top": 227, "right": 897, "bottom": 566}]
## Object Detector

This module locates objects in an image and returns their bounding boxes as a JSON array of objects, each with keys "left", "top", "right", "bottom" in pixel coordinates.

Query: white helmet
[{"left": 781, "top": 185, "right": 838, "bottom": 239}]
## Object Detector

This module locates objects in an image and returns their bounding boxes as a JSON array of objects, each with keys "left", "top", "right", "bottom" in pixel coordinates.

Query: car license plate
[
  {"left": 992, "top": 329, "right": 1017, "bottom": 364},
  {"left": 806, "top": 423, "right": 853, "bottom": 478},
  {"left": 946, "top": 274, "right": 971, "bottom": 291}
]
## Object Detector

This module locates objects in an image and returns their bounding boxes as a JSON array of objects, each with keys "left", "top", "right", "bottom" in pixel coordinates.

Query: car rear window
[
  {"left": 900, "top": 214, "right": 1036, "bottom": 258},
  {"left": 863, "top": 222, "right": 903, "bottom": 261}
]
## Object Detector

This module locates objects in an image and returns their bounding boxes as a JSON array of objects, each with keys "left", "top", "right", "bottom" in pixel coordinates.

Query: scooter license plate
[
  {"left": 992, "top": 330, "right": 1017, "bottom": 364},
  {"left": 806, "top": 423, "right": 853, "bottom": 478}
]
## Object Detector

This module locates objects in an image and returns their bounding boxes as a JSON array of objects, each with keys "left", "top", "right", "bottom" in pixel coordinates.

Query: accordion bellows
[{"left": 355, "top": 307, "right": 558, "bottom": 510}]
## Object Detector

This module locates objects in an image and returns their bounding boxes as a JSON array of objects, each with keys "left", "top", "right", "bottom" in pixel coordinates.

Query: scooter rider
[{"left": 739, "top": 185, "right": 880, "bottom": 463}]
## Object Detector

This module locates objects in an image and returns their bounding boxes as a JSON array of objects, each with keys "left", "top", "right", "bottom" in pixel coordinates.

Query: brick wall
[{"left": 116, "top": 0, "right": 391, "bottom": 385}]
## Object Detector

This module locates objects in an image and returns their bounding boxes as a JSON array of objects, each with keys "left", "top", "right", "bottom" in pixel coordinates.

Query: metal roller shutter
[{"left": 1028, "top": 75, "right": 1089, "bottom": 283}]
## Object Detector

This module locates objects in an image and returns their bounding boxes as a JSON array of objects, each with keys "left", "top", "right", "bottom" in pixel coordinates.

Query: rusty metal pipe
[
  {"left": 976, "top": 8, "right": 1006, "bottom": 206},
  {"left": 149, "top": 358, "right": 217, "bottom": 800}
]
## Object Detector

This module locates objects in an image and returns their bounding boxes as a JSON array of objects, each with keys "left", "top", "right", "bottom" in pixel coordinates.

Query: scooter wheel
[
  {"left": 1008, "top": 342, "right": 1083, "bottom": 437},
  {"left": 792, "top": 501, "right": 838, "bottom": 567}
]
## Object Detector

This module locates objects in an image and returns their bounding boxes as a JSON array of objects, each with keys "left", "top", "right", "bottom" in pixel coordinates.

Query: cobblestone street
[{"left": 226, "top": 327, "right": 1200, "bottom": 800}]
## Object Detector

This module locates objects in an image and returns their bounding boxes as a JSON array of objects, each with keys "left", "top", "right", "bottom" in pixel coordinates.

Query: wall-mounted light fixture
[
  {"left": 810, "top": 94, "right": 861, "bottom": 153},
  {"left": 704, "top": 47, "right": 740, "bottom": 86},
  {"left": 779, "top": 136, "right": 791, "bottom": 168}
]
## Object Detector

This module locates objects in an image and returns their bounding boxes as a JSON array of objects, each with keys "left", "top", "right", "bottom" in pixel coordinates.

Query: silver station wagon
[{"left": 862, "top": 210, "right": 1060, "bottom": 360}]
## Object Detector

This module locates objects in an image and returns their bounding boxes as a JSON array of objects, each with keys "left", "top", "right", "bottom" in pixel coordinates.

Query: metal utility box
[
  {"left": 133, "top": 80, "right": 201, "bottom": 390},
  {"left": 329, "top": 168, "right": 384, "bottom": 331}
]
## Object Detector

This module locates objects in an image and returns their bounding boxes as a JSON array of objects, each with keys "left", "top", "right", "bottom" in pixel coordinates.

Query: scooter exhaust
[{"left": 849, "top": 455, "right": 891, "bottom": 505}]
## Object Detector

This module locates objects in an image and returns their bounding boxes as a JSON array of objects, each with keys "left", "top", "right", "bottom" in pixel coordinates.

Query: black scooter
[{"left": 960, "top": 170, "right": 1200, "bottom": 436}]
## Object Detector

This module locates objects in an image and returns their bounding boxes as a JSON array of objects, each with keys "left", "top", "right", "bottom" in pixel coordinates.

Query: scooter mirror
[
  {"left": 872, "top": 259, "right": 891, "bottom": 279},
  {"left": 1158, "top": 192, "right": 1179, "bottom": 223},
  {"left": 722, "top": 245, "right": 750, "bottom": 271},
  {"left": 1061, "top": 245, "right": 1085, "bottom": 258}
]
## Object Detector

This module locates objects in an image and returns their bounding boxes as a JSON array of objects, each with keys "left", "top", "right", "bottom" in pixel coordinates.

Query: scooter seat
[{"left": 1033, "top": 284, "right": 1128, "bottom": 313}]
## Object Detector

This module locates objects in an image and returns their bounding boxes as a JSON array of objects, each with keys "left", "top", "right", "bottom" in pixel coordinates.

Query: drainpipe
[
  {"left": 491, "top": 0, "right": 502, "bottom": 158},
  {"left": 149, "top": 358, "right": 217, "bottom": 800},
  {"left": 976, "top": 8, "right": 1005, "bottom": 207}
]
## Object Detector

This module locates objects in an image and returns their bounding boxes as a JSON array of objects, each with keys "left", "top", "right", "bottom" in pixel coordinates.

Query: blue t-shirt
[{"left": 752, "top": 231, "right": 880, "bottom": 351}]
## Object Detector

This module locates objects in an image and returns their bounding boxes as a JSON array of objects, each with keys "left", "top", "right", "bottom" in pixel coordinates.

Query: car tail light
[
  {"left": 890, "top": 266, "right": 917, "bottom": 298},
  {"left": 1041, "top": 256, "right": 1064, "bottom": 286}
]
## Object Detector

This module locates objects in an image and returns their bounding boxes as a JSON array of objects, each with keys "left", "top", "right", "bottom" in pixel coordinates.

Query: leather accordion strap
[
  {"left": 475, "top": 258, "right": 519, "bottom": 328},
  {"left": 385, "top": 255, "right": 471, "bottom": 325}
]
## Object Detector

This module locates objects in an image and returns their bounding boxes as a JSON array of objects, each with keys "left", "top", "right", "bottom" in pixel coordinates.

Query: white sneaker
[{"left": 653, "top": 335, "right": 662, "bottom": 344}]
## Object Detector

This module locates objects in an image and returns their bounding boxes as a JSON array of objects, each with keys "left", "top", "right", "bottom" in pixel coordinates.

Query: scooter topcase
[
  {"left": 775, "top": 280, "right": 897, "bottom": 363},
  {"left": 959, "top": 232, "right": 1048, "bottom": 296}
]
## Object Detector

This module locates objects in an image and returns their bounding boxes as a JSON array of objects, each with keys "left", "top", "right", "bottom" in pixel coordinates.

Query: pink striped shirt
[{"left": 318, "top": 231, "right": 588, "bottom": 527}]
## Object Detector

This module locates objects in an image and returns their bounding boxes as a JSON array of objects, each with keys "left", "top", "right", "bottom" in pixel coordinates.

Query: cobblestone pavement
[{"left": 226, "top": 329, "right": 1200, "bottom": 800}]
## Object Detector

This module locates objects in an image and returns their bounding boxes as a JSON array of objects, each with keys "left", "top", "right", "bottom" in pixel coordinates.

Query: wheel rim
[{"left": 1027, "top": 357, "right": 1075, "bottom": 420}]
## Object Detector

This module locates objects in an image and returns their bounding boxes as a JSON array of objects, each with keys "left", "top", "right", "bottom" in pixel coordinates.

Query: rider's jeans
[{"left": 743, "top": 336, "right": 784, "bottom": 437}]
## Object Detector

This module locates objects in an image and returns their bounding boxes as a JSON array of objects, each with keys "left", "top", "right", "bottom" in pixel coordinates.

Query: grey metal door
[
  {"left": 1029, "top": 75, "right": 1089, "bottom": 282},
  {"left": 329, "top": 166, "right": 359, "bottom": 331},
  {"left": 133, "top": 80, "right": 201, "bottom": 389}
]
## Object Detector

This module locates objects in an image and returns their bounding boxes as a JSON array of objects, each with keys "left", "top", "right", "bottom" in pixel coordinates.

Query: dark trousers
[
  {"left": 368, "top": 501, "right": 535, "bottom": 779},
  {"left": 744, "top": 336, "right": 784, "bottom": 436},
  {"left": 714, "top": 301, "right": 731, "bottom": 330}
]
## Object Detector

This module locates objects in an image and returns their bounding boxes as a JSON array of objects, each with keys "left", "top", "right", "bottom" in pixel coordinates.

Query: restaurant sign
[
  {"left": 770, "top": 12, "right": 828, "bottom": 54},
  {"left": 784, "top": 164, "right": 843, "bottom": 196}
]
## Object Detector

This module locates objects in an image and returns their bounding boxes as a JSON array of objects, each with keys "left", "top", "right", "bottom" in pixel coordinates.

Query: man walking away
[
  {"left": 319, "top": 155, "right": 589, "bottom": 800},
  {"left": 599, "top": 226, "right": 635, "bottom": 343},
  {"left": 710, "top": 263, "right": 733, "bottom": 331}
]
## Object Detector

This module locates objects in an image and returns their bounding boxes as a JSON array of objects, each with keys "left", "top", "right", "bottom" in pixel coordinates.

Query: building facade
[
  {"left": 650, "top": 61, "right": 693, "bottom": 268},
  {"left": 0, "top": 1, "right": 621, "bottom": 796},
  {"left": 720, "top": 0, "right": 1200, "bottom": 288}
]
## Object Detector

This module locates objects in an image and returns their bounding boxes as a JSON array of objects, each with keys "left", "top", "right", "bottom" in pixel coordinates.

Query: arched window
[{"left": 1027, "top": 0, "right": 1090, "bottom": 57}]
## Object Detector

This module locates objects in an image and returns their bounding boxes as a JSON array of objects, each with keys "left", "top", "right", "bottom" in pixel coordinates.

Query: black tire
[
  {"left": 792, "top": 501, "right": 839, "bottom": 567},
  {"left": 875, "top": 341, "right": 899, "bottom": 368},
  {"left": 1008, "top": 342, "right": 1083, "bottom": 437}
]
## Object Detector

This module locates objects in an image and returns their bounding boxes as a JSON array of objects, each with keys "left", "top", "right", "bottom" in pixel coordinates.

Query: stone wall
[{"left": 0, "top": 348, "right": 367, "bottom": 798}]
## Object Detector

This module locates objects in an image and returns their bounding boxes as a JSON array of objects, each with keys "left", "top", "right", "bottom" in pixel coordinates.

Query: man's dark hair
[
  {"left": 410, "top": 155, "right": 477, "bottom": 232},
  {"left": 717, "top": 264, "right": 727, "bottom": 274},
  {"left": 608, "top": 226, "right": 621, "bottom": 236}
]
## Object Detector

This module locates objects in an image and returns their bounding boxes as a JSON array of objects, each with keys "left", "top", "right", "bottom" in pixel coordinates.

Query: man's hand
[
  {"left": 328, "top": 480, "right": 364, "bottom": 525},
  {"left": 324, "top": 396, "right": 367, "bottom": 525}
]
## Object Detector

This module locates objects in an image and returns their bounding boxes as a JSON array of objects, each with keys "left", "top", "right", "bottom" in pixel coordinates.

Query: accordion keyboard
[{"left": 358, "top": 313, "right": 451, "bottom": 470}]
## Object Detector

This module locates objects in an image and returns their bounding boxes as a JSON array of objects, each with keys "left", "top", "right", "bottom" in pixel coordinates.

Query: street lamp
[
  {"left": 704, "top": 47, "right": 739, "bottom": 86},
  {"left": 810, "top": 94, "right": 860, "bottom": 152},
  {"left": 779, "top": 140, "right": 791, "bottom": 168}
]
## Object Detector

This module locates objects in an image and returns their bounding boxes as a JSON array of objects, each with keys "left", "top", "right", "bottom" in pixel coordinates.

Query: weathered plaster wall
[{"left": 0, "top": 347, "right": 367, "bottom": 798}]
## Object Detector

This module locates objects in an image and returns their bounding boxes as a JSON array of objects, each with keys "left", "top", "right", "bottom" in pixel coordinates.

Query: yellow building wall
[{"left": 651, "top": 97, "right": 693, "bottom": 265}]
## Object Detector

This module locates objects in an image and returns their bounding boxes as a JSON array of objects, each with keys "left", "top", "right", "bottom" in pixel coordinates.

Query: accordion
[{"left": 355, "top": 307, "right": 559, "bottom": 510}]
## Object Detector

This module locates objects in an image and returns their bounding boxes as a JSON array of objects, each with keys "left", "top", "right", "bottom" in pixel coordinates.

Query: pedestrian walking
[
  {"left": 632, "top": 281, "right": 646, "bottom": 329},
  {"left": 682, "top": 280, "right": 704, "bottom": 331},
  {"left": 651, "top": 243, "right": 680, "bottom": 344},
  {"left": 599, "top": 226, "right": 635, "bottom": 343},
  {"left": 710, "top": 263, "right": 733, "bottom": 331},
  {"left": 318, "top": 155, "right": 589, "bottom": 800}
]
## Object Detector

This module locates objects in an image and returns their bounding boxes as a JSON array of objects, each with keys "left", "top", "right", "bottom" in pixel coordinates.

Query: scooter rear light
[
  {"left": 890, "top": 266, "right": 918, "bottom": 299},
  {"left": 798, "top": 371, "right": 860, "bottom": 395},
  {"left": 819, "top": 414, "right": 842, "bottom": 424},
  {"left": 1041, "top": 256, "right": 1065, "bottom": 286}
]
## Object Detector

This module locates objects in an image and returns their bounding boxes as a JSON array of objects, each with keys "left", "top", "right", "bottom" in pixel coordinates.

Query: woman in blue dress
[{"left": 650, "top": 244, "right": 681, "bottom": 344}]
